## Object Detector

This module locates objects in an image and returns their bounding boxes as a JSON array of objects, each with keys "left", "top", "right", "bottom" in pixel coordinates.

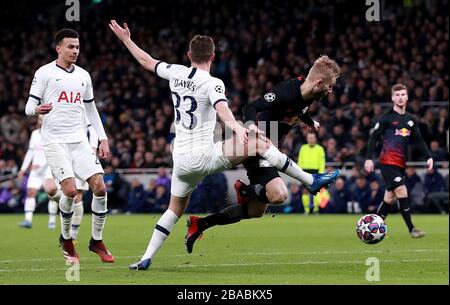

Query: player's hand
[
  {"left": 235, "top": 126, "right": 249, "bottom": 145},
  {"left": 426, "top": 158, "right": 434, "bottom": 172},
  {"left": 109, "top": 20, "right": 131, "bottom": 42},
  {"left": 98, "top": 140, "right": 110, "bottom": 159},
  {"left": 364, "top": 159, "right": 374, "bottom": 173},
  {"left": 308, "top": 120, "right": 320, "bottom": 132},
  {"left": 35, "top": 104, "right": 52, "bottom": 114},
  {"left": 248, "top": 123, "right": 265, "bottom": 136}
]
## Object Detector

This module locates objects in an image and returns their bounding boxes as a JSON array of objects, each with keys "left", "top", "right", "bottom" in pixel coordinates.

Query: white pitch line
[
  {"left": 0, "top": 248, "right": 447, "bottom": 264},
  {"left": 0, "top": 258, "right": 447, "bottom": 273},
  {"left": 177, "top": 258, "right": 449, "bottom": 268}
]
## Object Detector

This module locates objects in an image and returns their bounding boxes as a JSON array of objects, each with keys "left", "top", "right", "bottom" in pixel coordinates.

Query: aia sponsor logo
[
  {"left": 57, "top": 91, "right": 82, "bottom": 104},
  {"left": 394, "top": 128, "right": 411, "bottom": 137}
]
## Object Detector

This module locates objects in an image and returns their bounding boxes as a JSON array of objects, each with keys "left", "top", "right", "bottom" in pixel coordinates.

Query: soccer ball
[{"left": 356, "top": 214, "right": 387, "bottom": 244}]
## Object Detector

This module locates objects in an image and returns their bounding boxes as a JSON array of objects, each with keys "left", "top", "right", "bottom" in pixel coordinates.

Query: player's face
[
  {"left": 313, "top": 77, "right": 336, "bottom": 100},
  {"left": 56, "top": 38, "right": 80, "bottom": 64},
  {"left": 392, "top": 89, "right": 408, "bottom": 108}
]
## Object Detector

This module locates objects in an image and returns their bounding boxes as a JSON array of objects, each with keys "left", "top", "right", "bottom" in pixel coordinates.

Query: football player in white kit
[
  {"left": 17, "top": 116, "right": 59, "bottom": 229},
  {"left": 24, "top": 29, "right": 113, "bottom": 264},
  {"left": 18, "top": 116, "right": 97, "bottom": 233},
  {"left": 43, "top": 121, "right": 100, "bottom": 244},
  {"left": 109, "top": 20, "right": 340, "bottom": 270}
]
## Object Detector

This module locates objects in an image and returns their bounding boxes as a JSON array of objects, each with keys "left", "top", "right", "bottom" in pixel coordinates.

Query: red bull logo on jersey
[
  {"left": 395, "top": 128, "right": 411, "bottom": 137},
  {"left": 57, "top": 91, "right": 82, "bottom": 104}
]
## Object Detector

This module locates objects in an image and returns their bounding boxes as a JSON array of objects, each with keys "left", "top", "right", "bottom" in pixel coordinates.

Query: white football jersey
[
  {"left": 156, "top": 62, "right": 227, "bottom": 154},
  {"left": 28, "top": 61, "right": 94, "bottom": 145},
  {"left": 28, "top": 129, "right": 48, "bottom": 172}
]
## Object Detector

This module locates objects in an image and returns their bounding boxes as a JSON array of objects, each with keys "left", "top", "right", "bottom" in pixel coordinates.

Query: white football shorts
[
  {"left": 26, "top": 166, "right": 48, "bottom": 190},
  {"left": 44, "top": 165, "right": 88, "bottom": 191},
  {"left": 171, "top": 141, "right": 232, "bottom": 197},
  {"left": 44, "top": 139, "right": 104, "bottom": 184}
]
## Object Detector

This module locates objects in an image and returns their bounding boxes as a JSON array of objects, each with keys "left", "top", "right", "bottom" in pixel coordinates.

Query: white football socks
[
  {"left": 262, "top": 144, "right": 314, "bottom": 185},
  {"left": 142, "top": 209, "right": 179, "bottom": 261},
  {"left": 91, "top": 195, "right": 107, "bottom": 241},
  {"left": 48, "top": 199, "right": 58, "bottom": 225},
  {"left": 71, "top": 201, "right": 84, "bottom": 240},
  {"left": 24, "top": 197, "right": 36, "bottom": 223},
  {"left": 59, "top": 194, "right": 75, "bottom": 240}
]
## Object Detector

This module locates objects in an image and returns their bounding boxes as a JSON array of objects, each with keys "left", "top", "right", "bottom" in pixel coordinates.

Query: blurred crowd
[{"left": 0, "top": 0, "right": 448, "bottom": 213}]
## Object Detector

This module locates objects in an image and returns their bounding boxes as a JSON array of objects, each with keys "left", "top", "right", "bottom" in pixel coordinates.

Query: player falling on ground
[
  {"left": 185, "top": 56, "right": 341, "bottom": 253},
  {"left": 109, "top": 20, "right": 340, "bottom": 270},
  {"left": 25, "top": 29, "right": 114, "bottom": 263},
  {"left": 364, "top": 83, "right": 433, "bottom": 238},
  {"left": 17, "top": 116, "right": 59, "bottom": 229}
]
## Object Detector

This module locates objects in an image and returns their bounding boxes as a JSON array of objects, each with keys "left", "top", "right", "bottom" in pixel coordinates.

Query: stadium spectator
[
  {"left": 283, "top": 183, "right": 304, "bottom": 214},
  {"left": 368, "top": 180, "right": 384, "bottom": 214},
  {"left": 350, "top": 176, "right": 371, "bottom": 213},
  {"left": 405, "top": 167, "right": 426, "bottom": 212},
  {"left": 430, "top": 140, "right": 449, "bottom": 162},
  {"left": 155, "top": 167, "right": 171, "bottom": 193},
  {"left": 125, "top": 178, "right": 149, "bottom": 213},
  {"left": 0, "top": 0, "right": 448, "bottom": 213},
  {"left": 327, "top": 177, "right": 352, "bottom": 213},
  {"left": 152, "top": 185, "right": 170, "bottom": 213},
  {"left": 424, "top": 168, "right": 449, "bottom": 214},
  {"left": 0, "top": 181, "right": 21, "bottom": 213},
  {"left": 201, "top": 173, "right": 229, "bottom": 213}
]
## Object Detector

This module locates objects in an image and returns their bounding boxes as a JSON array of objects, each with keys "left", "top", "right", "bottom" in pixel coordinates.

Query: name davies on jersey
[
  {"left": 57, "top": 91, "right": 83, "bottom": 104},
  {"left": 174, "top": 79, "right": 197, "bottom": 92}
]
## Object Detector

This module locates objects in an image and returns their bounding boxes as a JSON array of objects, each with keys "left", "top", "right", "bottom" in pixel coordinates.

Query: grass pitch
[{"left": 0, "top": 214, "right": 448, "bottom": 285}]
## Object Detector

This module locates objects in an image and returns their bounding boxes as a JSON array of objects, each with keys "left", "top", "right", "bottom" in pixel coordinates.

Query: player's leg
[
  {"left": 59, "top": 178, "right": 78, "bottom": 238},
  {"left": 223, "top": 133, "right": 339, "bottom": 194},
  {"left": 186, "top": 176, "right": 287, "bottom": 253},
  {"left": 393, "top": 185, "right": 425, "bottom": 238},
  {"left": 56, "top": 177, "right": 80, "bottom": 263},
  {"left": 376, "top": 190, "right": 396, "bottom": 219},
  {"left": 129, "top": 159, "right": 197, "bottom": 270},
  {"left": 71, "top": 190, "right": 84, "bottom": 243},
  {"left": 43, "top": 178, "right": 59, "bottom": 229},
  {"left": 377, "top": 164, "right": 401, "bottom": 220},
  {"left": 197, "top": 177, "right": 286, "bottom": 231},
  {"left": 71, "top": 139, "right": 113, "bottom": 262},
  {"left": 19, "top": 187, "right": 38, "bottom": 228},
  {"left": 129, "top": 194, "right": 191, "bottom": 270},
  {"left": 44, "top": 143, "right": 79, "bottom": 262},
  {"left": 71, "top": 178, "right": 88, "bottom": 242},
  {"left": 86, "top": 173, "right": 114, "bottom": 262}
]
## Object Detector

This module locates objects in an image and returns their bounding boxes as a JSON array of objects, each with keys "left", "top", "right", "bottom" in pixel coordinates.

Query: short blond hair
[
  {"left": 391, "top": 83, "right": 408, "bottom": 95},
  {"left": 307, "top": 55, "right": 341, "bottom": 81}
]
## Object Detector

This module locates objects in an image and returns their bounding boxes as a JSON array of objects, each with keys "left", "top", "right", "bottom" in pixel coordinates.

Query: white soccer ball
[{"left": 356, "top": 214, "right": 387, "bottom": 244}]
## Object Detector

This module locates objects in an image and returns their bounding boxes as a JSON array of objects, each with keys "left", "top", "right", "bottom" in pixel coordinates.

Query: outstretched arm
[
  {"left": 109, "top": 20, "right": 159, "bottom": 72},
  {"left": 216, "top": 102, "right": 248, "bottom": 145}
]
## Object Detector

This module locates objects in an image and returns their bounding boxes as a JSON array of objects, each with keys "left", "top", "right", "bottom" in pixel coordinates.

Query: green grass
[{"left": 0, "top": 214, "right": 448, "bottom": 285}]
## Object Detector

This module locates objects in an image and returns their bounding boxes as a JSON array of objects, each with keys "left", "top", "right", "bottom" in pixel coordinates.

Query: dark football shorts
[
  {"left": 380, "top": 164, "right": 406, "bottom": 191},
  {"left": 243, "top": 156, "right": 280, "bottom": 186}
]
